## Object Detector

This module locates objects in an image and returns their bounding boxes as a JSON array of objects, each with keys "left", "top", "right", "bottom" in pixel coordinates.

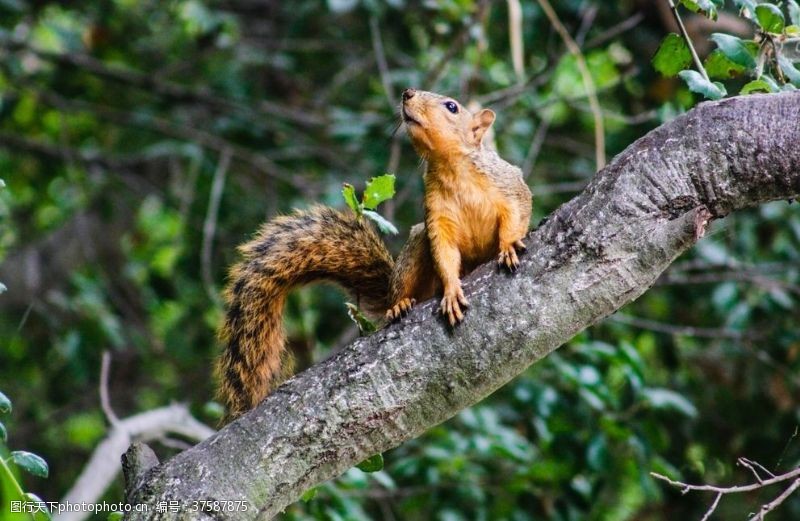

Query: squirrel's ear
[{"left": 471, "top": 109, "right": 495, "bottom": 145}]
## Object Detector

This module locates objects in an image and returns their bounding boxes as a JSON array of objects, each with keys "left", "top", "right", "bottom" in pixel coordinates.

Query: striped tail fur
[{"left": 216, "top": 206, "right": 394, "bottom": 421}]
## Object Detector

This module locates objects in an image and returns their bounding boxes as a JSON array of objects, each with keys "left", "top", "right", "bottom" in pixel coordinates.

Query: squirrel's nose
[{"left": 402, "top": 88, "right": 416, "bottom": 101}]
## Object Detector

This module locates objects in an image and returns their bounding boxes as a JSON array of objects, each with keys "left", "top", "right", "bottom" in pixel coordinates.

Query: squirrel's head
[{"left": 400, "top": 88, "right": 495, "bottom": 161}]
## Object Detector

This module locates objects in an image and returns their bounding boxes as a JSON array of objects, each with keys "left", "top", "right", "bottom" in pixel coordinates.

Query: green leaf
[
  {"left": 778, "top": 54, "right": 800, "bottom": 85},
  {"left": 790, "top": 0, "right": 800, "bottom": 25},
  {"left": 345, "top": 302, "right": 377, "bottom": 335},
  {"left": 704, "top": 49, "right": 747, "bottom": 79},
  {"left": 734, "top": 0, "right": 758, "bottom": 16},
  {"left": 680, "top": 0, "right": 719, "bottom": 19},
  {"left": 300, "top": 487, "right": 318, "bottom": 502},
  {"left": 740, "top": 78, "right": 774, "bottom": 94},
  {"left": 710, "top": 33, "right": 758, "bottom": 68},
  {"left": 755, "top": 3, "right": 785, "bottom": 33},
  {"left": 642, "top": 388, "right": 698, "bottom": 418},
  {"left": 363, "top": 210, "right": 398, "bottom": 235},
  {"left": 11, "top": 451, "right": 49, "bottom": 478},
  {"left": 678, "top": 70, "right": 726, "bottom": 99},
  {"left": 107, "top": 513, "right": 124, "bottom": 521},
  {"left": 342, "top": 183, "right": 360, "bottom": 215},
  {"left": 742, "top": 75, "right": 780, "bottom": 95},
  {"left": 362, "top": 174, "right": 396, "bottom": 210},
  {"left": 652, "top": 34, "right": 692, "bottom": 77},
  {"left": 0, "top": 421, "right": 6, "bottom": 442},
  {"left": 0, "top": 390, "right": 10, "bottom": 413},
  {"left": 787, "top": 24, "right": 800, "bottom": 36},
  {"left": 202, "top": 401, "right": 225, "bottom": 420},
  {"left": 356, "top": 453, "right": 384, "bottom": 472}
]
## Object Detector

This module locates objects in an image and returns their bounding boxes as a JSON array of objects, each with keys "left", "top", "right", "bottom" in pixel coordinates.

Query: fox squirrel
[{"left": 216, "top": 89, "right": 532, "bottom": 420}]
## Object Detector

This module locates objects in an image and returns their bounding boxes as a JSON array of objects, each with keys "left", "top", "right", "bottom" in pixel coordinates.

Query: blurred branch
[
  {"left": 477, "top": 11, "right": 643, "bottom": 107},
  {"left": 507, "top": 0, "right": 525, "bottom": 81},
  {"left": 522, "top": 118, "right": 550, "bottom": 180},
  {"left": 652, "top": 460, "right": 800, "bottom": 521},
  {"left": 424, "top": 0, "right": 492, "bottom": 89},
  {"left": 57, "top": 403, "right": 215, "bottom": 521},
  {"left": 0, "top": 35, "right": 324, "bottom": 128},
  {"left": 201, "top": 149, "right": 232, "bottom": 306},
  {"left": 370, "top": 16, "right": 396, "bottom": 109},
  {"left": 99, "top": 351, "right": 120, "bottom": 427},
  {"left": 537, "top": 0, "right": 606, "bottom": 169},
  {"left": 584, "top": 11, "right": 645, "bottom": 49},
  {"left": 610, "top": 313, "right": 755, "bottom": 340},
  {"left": 660, "top": 260, "right": 800, "bottom": 295},
  {"left": 0, "top": 130, "right": 168, "bottom": 171},
  {"left": 26, "top": 88, "right": 305, "bottom": 187}
]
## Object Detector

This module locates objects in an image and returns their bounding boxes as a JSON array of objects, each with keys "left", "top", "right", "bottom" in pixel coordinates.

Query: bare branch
[
  {"left": 57, "top": 404, "right": 215, "bottom": 521},
  {"left": 201, "top": 149, "right": 232, "bottom": 306},
  {"left": 507, "top": 0, "right": 525, "bottom": 80},
  {"left": 652, "top": 459, "right": 800, "bottom": 521},
  {"left": 99, "top": 351, "right": 120, "bottom": 427},
  {"left": 538, "top": 0, "right": 606, "bottom": 169},
  {"left": 610, "top": 314, "right": 755, "bottom": 340}
]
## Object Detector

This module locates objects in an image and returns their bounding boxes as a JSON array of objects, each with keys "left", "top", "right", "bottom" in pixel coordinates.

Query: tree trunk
[{"left": 125, "top": 92, "right": 800, "bottom": 520}]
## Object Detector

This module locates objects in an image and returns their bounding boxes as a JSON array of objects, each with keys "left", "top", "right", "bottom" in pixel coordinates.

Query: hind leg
[{"left": 386, "top": 225, "right": 437, "bottom": 321}]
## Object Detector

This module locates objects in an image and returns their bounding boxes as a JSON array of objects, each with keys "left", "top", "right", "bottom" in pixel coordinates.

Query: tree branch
[
  {"left": 126, "top": 92, "right": 800, "bottom": 519},
  {"left": 58, "top": 404, "right": 215, "bottom": 521}
]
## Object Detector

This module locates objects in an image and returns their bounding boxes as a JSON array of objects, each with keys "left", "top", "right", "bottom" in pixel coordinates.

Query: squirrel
[{"left": 216, "top": 88, "right": 532, "bottom": 421}]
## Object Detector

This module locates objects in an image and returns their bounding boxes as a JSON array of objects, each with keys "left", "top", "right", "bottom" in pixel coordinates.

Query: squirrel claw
[
  {"left": 440, "top": 285, "right": 468, "bottom": 326},
  {"left": 497, "top": 245, "right": 520, "bottom": 272},
  {"left": 514, "top": 239, "right": 527, "bottom": 252},
  {"left": 385, "top": 298, "right": 416, "bottom": 322}
]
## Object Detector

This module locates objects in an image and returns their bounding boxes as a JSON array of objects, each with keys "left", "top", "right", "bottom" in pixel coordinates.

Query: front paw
[
  {"left": 440, "top": 283, "right": 469, "bottom": 326},
  {"left": 497, "top": 240, "right": 525, "bottom": 271},
  {"left": 385, "top": 297, "right": 416, "bottom": 322}
]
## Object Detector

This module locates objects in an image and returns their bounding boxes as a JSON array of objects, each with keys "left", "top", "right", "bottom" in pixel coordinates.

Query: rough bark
[{"left": 126, "top": 92, "right": 800, "bottom": 520}]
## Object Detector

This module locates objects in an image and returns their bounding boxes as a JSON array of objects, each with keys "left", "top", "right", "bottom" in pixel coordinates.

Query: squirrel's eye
[{"left": 444, "top": 101, "right": 458, "bottom": 114}]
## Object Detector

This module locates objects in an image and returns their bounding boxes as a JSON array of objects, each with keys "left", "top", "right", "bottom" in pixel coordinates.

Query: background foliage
[{"left": 1, "top": 0, "right": 800, "bottom": 519}]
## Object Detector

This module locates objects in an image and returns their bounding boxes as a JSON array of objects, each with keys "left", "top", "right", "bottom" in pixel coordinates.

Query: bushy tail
[{"left": 216, "top": 206, "right": 394, "bottom": 421}]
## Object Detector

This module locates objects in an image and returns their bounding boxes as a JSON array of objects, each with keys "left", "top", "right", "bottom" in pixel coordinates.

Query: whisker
[{"left": 390, "top": 121, "right": 403, "bottom": 139}]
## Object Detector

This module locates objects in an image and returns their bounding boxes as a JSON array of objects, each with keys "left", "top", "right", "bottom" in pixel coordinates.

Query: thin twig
[
  {"left": 507, "top": 0, "right": 525, "bottom": 81},
  {"left": 651, "top": 465, "right": 800, "bottom": 495},
  {"left": 738, "top": 458, "right": 766, "bottom": 483},
  {"left": 700, "top": 492, "right": 722, "bottom": 521},
  {"left": 575, "top": 5, "right": 599, "bottom": 47},
  {"left": 201, "top": 149, "right": 232, "bottom": 306},
  {"left": 370, "top": 16, "right": 395, "bottom": 109},
  {"left": 584, "top": 11, "right": 645, "bottom": 49},
  {"left": 99, "top": 351, "right": 120, "bottom": 427},
  {"left": 739, "top": 457, "right": 776, "bottom": 481},
  {"left": 666, "top": 0, "right": 710, "bottom": 81},
  {"left": 537, "top": 0, "right": 606, "bottom": 169},
  {"left": 522, "top": 118, "right": 550, "bottom": 180},
  {"left": 775, "top": 426, "right": 799, "bottom": 470},
  {"left": 611, "top": 314, "right": 754, "bottom": 340},
  {"left": 424, "top": 0, "right": 491, "bottom": 89},
  {"left": 755, "top": 478, "right": 800, "bottom": 520}
]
